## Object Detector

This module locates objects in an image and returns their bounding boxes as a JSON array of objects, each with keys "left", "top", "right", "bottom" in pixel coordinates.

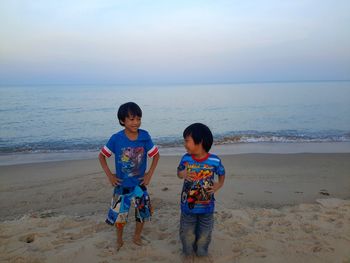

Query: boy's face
[
  {"left": 122, "top": 114, "right": 141, "bottom": 133},
  {"left": 184, "top": 135, "right": 202, "bottom": 154}
]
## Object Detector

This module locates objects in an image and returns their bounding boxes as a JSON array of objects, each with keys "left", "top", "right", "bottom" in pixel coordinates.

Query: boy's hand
[
  {"left": 184, "top": 170, "right": 196, "bottom": 181},
  {"left": 107, "top": 174, "right": 122, "bottom": 186},
  {"left": 207, "top": 182, "right": 223, "bottom": 194},
  {"left": 140, "top": 172, "right": 152, "bottom": 186},
  {"left": 178, "top": 168, "right": 196, "bottom": 181}
]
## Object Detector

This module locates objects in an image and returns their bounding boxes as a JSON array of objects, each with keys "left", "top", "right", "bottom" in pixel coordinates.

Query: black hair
[
  {"left": 183, "top": 123, "right": 213, "bottom": 152},
  {"left": 117, "top": 102, "right": 142, "bottom": 126}
]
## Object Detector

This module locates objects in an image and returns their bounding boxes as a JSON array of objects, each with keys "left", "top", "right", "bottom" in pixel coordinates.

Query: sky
[{"left": 0, "top": 0, "right": 349, "bottom": 85}]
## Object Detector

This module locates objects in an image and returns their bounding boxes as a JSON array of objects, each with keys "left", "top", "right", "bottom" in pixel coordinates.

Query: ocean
[{"left": 1, "top": 81, "right": 350, "bottom": 164}]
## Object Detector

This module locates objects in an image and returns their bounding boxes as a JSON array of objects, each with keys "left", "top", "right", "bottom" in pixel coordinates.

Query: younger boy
[
  {"left": 177, "top": 123, "right": 225, "bottom": 259},
  {"left": 99, "top": 102, "right": 159, "bottom": 249}
]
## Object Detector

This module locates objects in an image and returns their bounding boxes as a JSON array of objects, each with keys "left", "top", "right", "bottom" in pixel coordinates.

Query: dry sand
[{"left": 1, "top": 153, "right": 350, "bottom": 262}]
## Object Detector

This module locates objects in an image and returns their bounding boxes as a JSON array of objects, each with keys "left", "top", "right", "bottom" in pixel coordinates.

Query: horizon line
[{"left": 0, "top": 79, "right": 349, "bottom": 87}]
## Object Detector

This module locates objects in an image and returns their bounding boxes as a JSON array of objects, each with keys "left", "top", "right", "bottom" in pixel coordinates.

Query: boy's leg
[
  {"left": 133, "top": 221, "right": 144, "bottom": 245},
  {"left": 195, "top": 213, "right": 214, "bottom": 257},
  {"left": 107, "top": 187, "right": 129, "bottom": 250},
  {"left": 115, "top": 224, "right": 124, "bottom": 250},
  {"left": 133, "top": 186, "right": 151, "bottom": 245},
  {"left": 179, "top": 212, "right": 197, "bottom": 256}
]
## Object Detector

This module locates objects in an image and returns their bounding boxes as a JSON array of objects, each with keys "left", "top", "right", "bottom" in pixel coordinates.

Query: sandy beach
[{"left": 1, "top": 153, "right": 350, "bottom": 262}]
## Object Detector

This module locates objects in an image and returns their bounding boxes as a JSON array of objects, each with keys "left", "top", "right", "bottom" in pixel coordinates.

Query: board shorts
[{"left": 105, "top": 184, "right": 152, "bottom": 228}]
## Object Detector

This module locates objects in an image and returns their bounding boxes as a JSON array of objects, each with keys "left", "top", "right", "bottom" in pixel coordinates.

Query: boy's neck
[
  {"left": 192, "top": 151, "right": 209, "bottom": 161},
  {"left": 124, "top": 129, "right": 138, "bottom": 141}
]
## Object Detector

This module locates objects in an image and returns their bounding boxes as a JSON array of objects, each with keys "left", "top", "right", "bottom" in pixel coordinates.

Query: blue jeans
[{"left": 179, "top": 212, "right": 214, "bottom": 256}]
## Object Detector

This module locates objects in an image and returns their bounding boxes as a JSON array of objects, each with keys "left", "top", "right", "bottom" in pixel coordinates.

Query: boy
[
  {"left": 99, "top": 102, "right": 160, "bottom": 250},
  {"left": 177, "top": 123, "right": 225, "bottom": 260}
]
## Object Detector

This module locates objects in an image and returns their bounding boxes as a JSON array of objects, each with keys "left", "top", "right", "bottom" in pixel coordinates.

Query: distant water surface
[{"left": 0, "top": 81, "right": 350, "bottom": 155}]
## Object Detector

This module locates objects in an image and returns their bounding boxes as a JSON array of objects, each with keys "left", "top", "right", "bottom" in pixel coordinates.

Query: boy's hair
[
  {"left": 183, "top": 123, "right": 213, "bottom": 152},
  {"left": 117, "top": 102, "right": 142, "bottom": 126}
]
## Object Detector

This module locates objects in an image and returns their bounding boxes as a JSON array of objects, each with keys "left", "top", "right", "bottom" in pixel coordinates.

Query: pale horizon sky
[{"left": 0, "top": 0, "right": 349, "bottom": 85}]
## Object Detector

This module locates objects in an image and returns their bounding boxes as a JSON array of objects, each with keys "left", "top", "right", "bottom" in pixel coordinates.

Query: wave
[
  {"left": 0, "top": 141, "right": 104, "bottom": 154},
  {"left": 0, "top": 130, "right": 349, "bottom": 154},
  {"left": 215, "top": 130, "right": 350, "bottom": 144}
]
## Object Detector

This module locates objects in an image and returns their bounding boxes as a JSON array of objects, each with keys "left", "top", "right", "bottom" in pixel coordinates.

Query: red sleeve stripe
[
  {"left": 101, "top": 146, "right": 112, "bottom": 158},
  {"left": 147, "top": 146, "right": 159, "bottom": 158}
]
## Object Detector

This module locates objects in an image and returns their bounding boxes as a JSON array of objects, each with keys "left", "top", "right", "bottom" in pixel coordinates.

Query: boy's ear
[{"left": 118, "top": 119, "right": 125, "bottom": 126}]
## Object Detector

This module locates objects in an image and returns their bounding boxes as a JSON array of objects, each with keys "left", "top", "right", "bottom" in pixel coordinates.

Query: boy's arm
[
  {"left": 98, "top": 152, "right": 121, "bottom": 186},
  {"left": 208, "top": 175, "right": 225, "bottom": 194},
  {"left": 177, "top": 168, "right": 186, "bottom": 179},
  {"left": 142, "top": 152, "right": 160, "bottom": 186}
]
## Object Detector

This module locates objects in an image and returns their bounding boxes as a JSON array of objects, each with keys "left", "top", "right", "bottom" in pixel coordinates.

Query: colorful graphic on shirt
[
  {"left": 182, "top": 163, "right": 214, "bottom": 209},
  {"left": 120, "top": 147, "right": 144, "bottom": 177},
  {"left": 178, "top": 153, "right": 225, "bottom": 214}
]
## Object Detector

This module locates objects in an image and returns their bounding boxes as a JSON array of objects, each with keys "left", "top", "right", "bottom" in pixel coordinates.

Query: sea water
[{"left": 1, "top": 81, "right": 350, "bottom": 164}]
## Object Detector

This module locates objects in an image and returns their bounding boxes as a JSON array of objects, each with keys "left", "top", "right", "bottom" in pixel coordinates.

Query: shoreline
[{"left": 1, "top": 141, "right": 350, "bottom": 166}]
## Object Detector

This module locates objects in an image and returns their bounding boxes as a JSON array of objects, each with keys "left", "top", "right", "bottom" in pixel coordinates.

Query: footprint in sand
[
  {"left": 301, "top": 223, "right": 320, "bottom": 233},
  {"left": 157, "top": 232, "right": 170, "bottom": 240},
  {"left": 220, "top": 211, "right": 232, "bottom": 220},
  {"left": 155, "top": 224, "right": 171, "bottom": 240},
  {"left": 319, "top": 189, "right": 330, "bottom": 196},
  {"left": 19, "top": 233, "right": 36, "bottom": 243},
  {"left": 169, "top": 239, "right": 177, "bottom": 245}
]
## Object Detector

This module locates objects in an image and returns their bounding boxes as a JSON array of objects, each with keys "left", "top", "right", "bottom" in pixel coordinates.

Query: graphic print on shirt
[
  {"left": 182, "top": 163, "right": 214, "bottom": 209},
  {"left": 120, "top": 147, "right": 144, "bottom": 177}
]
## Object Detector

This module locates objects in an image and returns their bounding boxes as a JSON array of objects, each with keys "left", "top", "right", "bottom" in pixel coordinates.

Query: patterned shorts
[{"left": 105, "top": 185, "right": 152, "bottom": 227}]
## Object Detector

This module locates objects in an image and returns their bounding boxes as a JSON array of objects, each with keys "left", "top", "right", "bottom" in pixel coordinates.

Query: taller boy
[{"left": 99, "top": 102, "right": 159, "bottom": 249}]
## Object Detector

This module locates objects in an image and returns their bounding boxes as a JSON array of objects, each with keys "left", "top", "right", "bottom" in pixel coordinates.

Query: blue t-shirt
[
  {"left": 178, "top": 153, "right": 225, "bottom": 214},
  {"left": 101, "top": 129, "right": 159, "bottom": 187}
]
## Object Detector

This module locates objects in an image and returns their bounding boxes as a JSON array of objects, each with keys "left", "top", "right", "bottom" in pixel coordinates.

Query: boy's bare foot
[
  {"left": 196, "top": 255, "right": 213, "bottom": 263},
  {"left": 182, "top": 255, "right": 193, "bottom": 263},
  {"left": 116, "top": 241, "right": 124, "bottom": 251},
  {"left": 132, "top": 237, "right": 143, "bottom": 246}
]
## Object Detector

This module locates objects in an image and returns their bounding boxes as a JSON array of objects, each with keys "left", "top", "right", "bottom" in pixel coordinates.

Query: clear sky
[{"left": 0, "top": 0, "right": 349, "bottom": 85}]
